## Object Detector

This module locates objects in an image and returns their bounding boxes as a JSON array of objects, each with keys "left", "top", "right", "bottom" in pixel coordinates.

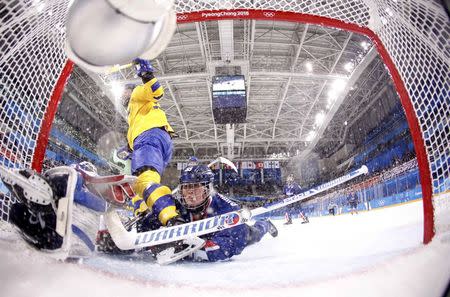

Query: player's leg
[
  {"left": 246, "top": 219, "right": 278, "bottom": 246},
  {"left": 131, "top": 128, "right": 179, "bottom": 226}
]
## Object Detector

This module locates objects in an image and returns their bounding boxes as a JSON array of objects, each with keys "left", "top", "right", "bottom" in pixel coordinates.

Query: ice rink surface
[{"left": 1, "top": 200, "right": 449, "bottom": 297}]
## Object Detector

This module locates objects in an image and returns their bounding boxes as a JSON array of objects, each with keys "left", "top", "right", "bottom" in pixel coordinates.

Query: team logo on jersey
[{"left": 225, "top": 213, "right": 240, "bottom": 226}]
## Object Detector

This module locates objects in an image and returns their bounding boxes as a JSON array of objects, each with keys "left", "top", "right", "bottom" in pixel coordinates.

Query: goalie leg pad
[{"left": 0, "top": 166, "right": 54, "bottom": 214}]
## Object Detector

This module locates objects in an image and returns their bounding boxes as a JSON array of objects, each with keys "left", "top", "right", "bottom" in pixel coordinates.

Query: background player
[
  {"left": 284, "top": 211, "right": 293, "bottom": 225},
  {"left": 348, "top": 192, "right": 359, "bottom": 215},
  {"left": 283, "top": 174, "right": 302, "bottom": 197}
]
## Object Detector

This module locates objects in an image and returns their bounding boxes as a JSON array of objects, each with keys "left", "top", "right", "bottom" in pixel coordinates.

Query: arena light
[
  {"left": 33, "top": 0, "right": 45, "bottom": 12},
  {"left": 306, "top": 131, "right": 316, "bottom": 142},
  {"left": 360, "top": 41, "right": 370, "bottom": 51},
  {"left": 344, "top": 62, "right": 354, "bottom": 72},
  {"left": 110, "top": 81, "right": 124, "bottom": 99},
  {"left": 305, "top": 62, "right": 313, "bottom": 72},
  {"left": 327, "top": 79, "right": 346, "bottom": 105},
  {"left": 315, "top": 111, "right": 325, "bottom": 126},
  {"left": 327, "top": 90, "right": 337, "bottom": 103},
  {"left": 332, "top": 79, "right": 346, "bottom": 92}
]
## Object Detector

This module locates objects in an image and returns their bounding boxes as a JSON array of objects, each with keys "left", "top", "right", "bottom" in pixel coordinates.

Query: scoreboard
[{"left": 212, "top": 75, "right": 247, "bottom": 124}]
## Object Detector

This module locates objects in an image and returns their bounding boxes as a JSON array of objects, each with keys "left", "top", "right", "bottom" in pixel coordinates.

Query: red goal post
[{"left": 0, "top": 1, "right": 448, "bottom": 243}]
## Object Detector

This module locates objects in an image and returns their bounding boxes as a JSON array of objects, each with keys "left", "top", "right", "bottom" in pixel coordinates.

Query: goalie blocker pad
[{"left": 46, "top": 167, "right": 113, "bottom": 259}]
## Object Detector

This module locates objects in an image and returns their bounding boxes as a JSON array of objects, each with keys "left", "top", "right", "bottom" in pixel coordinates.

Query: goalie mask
[
  {"left": 179, "top": 165, "right": 214, "bottom": 213},
  {"left": 76, "top": 161, "right": 98, "bottom": 175}
]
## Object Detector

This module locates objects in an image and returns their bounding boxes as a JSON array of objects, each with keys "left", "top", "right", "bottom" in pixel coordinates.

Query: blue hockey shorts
[{"left": 131, "top": 128, "right": 173, "bottom": 176}]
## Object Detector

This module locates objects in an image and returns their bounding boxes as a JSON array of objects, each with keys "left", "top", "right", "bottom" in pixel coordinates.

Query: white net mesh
[
  {"left": 0, "top": 0, "right": 448, "bottom": 240},
  {"left": 370, "top": 1, "right": 449, "bottom": 235},
  {"left": 1, "top": 0, "right": 70, "bottom": 169},
  {"left": 0, "top": 0, "right": 71, "bottom": 234}
]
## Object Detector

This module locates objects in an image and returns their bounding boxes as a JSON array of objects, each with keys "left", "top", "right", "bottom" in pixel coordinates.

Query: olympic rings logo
[
  {"left": 177, "top": 14, "right": 188, "bottom": 20},
  {"left": 263, "top": 12, "right": 275, "bottom": 18}
]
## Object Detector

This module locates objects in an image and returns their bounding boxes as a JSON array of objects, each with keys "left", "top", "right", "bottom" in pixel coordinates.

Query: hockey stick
[
  {"left": 106, "top": 62, "right": 134, "bottom": 74},
  {"left": 106, "top": 165, "right": 368, "bottom": 250},
  {"left": 172, "top": 156, "right": 237, "bottom": 195},
  {"left": 207, "top": 157, "right": 238, "bottom": 173}
]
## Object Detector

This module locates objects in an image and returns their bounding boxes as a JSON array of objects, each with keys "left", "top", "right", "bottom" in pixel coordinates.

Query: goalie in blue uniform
[{"left": 137, "top": 163, "right": 278, "bottom": 262}]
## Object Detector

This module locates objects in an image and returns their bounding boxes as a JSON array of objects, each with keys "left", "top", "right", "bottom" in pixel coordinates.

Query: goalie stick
[{"left": 106, "top": 165, "right": 369, "bottom": 250}]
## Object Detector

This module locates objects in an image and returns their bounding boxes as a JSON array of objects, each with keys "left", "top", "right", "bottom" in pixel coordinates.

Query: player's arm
[
  {"left": 142, "top": 77, "right": 164, "bottom": 100},
  {"left": 201, "top": 224, "right": 248, "bottom": 262},
  {"left": 134, "top": 58, "right": 164, "bottom": 101},
  {"left": 193, "top": 194, "right": 247, "bottom": 262}
]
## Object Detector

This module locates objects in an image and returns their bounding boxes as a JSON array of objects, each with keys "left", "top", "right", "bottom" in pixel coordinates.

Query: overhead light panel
[
  {"left": 344, "top": 62, "right": 354, "bottom": 72},
  {"left": 110, "top": 81, "right": 124, "bottom": 99},
  {"left": 315, "top": 111, "right": 325, "bottom": 126},
  {"left": 306, "top": 130, "right": 316, "bottom": 141}
]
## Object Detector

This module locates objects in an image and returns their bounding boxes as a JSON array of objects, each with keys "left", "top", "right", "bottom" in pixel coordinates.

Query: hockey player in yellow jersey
[{"left": 123, "top": 58, "right": 183, "bottom": 227}]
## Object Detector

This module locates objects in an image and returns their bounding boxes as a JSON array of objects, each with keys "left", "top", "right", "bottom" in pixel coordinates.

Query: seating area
[
  {"left": 43, "top": 126, "right": 112, "bottom": 174},
  {"left": 352, "top": 105, "right": 415, "bottom": 174},
  {"left": 247, "top": 104, "right": 431, "bottom": 219},
  {"left": 254, "top": 158, "right": 422, "bottom": 220}
]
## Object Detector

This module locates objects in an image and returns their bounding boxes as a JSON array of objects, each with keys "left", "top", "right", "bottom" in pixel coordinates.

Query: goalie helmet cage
[{"left": 0, "top": 0, "right": 448, "bottom": 243}]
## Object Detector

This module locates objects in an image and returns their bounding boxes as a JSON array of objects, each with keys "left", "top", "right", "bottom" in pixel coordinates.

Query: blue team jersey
[
  {"left": 180, "top": 193, "right": 249, "bottom": 262},
  {"left": 283, "top": 182, "right": 302, "bottom": 196}
]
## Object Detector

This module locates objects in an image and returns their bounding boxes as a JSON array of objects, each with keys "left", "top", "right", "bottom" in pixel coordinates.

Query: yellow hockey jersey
[{"left": 126, "top": 78, "right": 174, "bottom": 148}]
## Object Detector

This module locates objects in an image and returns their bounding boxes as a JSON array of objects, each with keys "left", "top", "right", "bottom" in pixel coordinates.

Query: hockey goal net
[{"left": 0, "top": 0, "right": 448, "bottom": 243}]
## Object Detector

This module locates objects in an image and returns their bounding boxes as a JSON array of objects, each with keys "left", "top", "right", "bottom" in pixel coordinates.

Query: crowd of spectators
[
  {"left": 52, "top": 117, "right": 97, "bottom": 153},
  {"left": 44, "top": 117, "right": 121, "bottom": 175}
]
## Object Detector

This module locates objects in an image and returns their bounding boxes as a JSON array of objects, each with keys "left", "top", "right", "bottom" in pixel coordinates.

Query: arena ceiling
[{"left": 60, "top": 18, "right": 395, "bottom": 163}]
